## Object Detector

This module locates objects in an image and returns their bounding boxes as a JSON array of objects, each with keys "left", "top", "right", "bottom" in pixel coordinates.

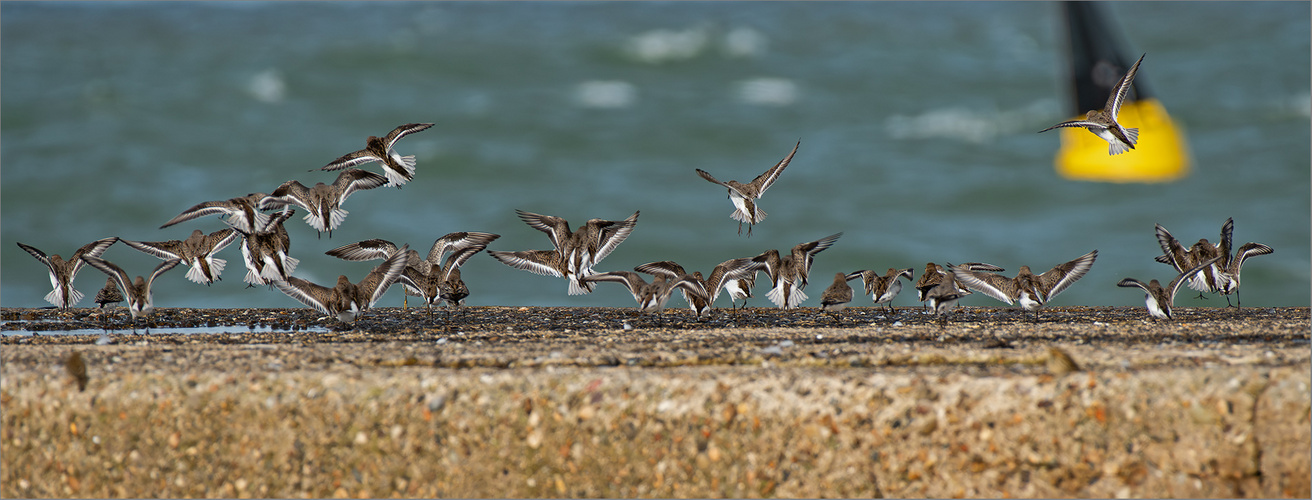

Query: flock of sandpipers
[{"left": 15, "top": 53, "right": 1274, "bottom": 329}]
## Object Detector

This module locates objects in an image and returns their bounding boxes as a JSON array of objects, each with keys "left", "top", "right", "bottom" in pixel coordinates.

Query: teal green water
[{"left": 3, "top": 2, "right": 1309, "bottom": 311}]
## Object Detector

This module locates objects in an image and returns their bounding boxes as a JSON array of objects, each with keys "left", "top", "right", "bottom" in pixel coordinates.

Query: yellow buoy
[{"left": 1054, "top": 98, "right": 1191, "bottom": 183}]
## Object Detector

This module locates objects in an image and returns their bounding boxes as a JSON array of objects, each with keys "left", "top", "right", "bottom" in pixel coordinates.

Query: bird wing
[
  {"left": 580, "top": 271, "right": 646, "bottom": 302},
  {"left": 205, "top": 229, "right": 240, "bottom": 254},
  {"left": 1154, "top": 224, "right": 1192, "bottom": 272},
  {"left": 592, "top": 211, "right": 640, "bottom": 264},
  {"left": 797, "top": 232, "right": 843, "bottom": 276},
  {"left": 702, "top": 257, "right": 765, "bottom": 301},
  {"left": 1105, "top": 53, "right": 1145, "bottom": 119},
  {"left": 1217, "top": 217, "right": 1235, "bottom": 266},
  {"left": 260, "top": 180, "right": 312, "bottom": 211},
  {"left": 273, "top": 277, "right": 335, "bottom": 315},
  {"left": 670, "top": 275, "right": 711, "bottom": 302},
  {"left": 382, "top": 123, "right": 434, "bottom": 150},
  {"left": 121, "top": 238, "right": 187, "bottom": 261},
  {"left": 515, "top": 210, "right": 574, "bottom": 252},
  {"left": 358, "top": 244, "right": 411, "bottom": 308},
  {"left": 695, "top": 168, "right": 740, "bottom": 193},
  {"left": 145, "top": 258, "right": 183, "bottom": 287},
  {"left": 488, "top": 249, "right": 564, "bottom": 278},
  {"left": 951, "top": 266, "right": 1017, "bottom": 304},
  {"left": 321, "top": 149, "right": 385, "bottom": 172},
  {"left": 69, "top": 237, "right": 120, "bottom": 277},
  {"left": 752, "top": 249, "right": 783, "bottom": 284},
  {"left": 1037, "top": 250, "right": 1098, "bottom": 301},
  {"left": 160, "top": 197, "right": 269, "bottom": 232},
  {"left": 334, "top": 168, "right": 390, "bottom": 201},
  {"left": 325, "top": 239, "right": 399, "bottom": 261},
  {"left": 261, "top": 207, "right": 298, "bottom": 232},
  {"left": 430, "top": 232, "right": 500, "bottom": 271},
  {"left": 634, "top": 260, "right": 687, "bottom": 278},
  {"left": 1038, "top": 120, "right": 1106, "bottom": 133},
  {"left": 845, "top": 270, "right": 875, "bottom": 294},
  {"left": 16, "top": 242, "right": 55, "bottom": 274},
  {"left": 1116, "top": 278, "right": 1150, "bottom": 293},
  {"left": 750, "top": 140, "right": 800, "bottom": 197},
  {"left": 79, "top": 255, "right": 133, "bottom": 299},
  {"left": 1231, "top": 242, "right": 1274, "bottom": 271}
]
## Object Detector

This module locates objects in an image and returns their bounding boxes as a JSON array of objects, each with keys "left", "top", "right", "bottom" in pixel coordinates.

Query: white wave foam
[
  {"left": 884, "top": 99, "right": 1058, "bottom": 143},
  {"left": 734, "top": 77, "right": 797, "bottom": 106},
  {"left": 721, "top": 26, "right": 767, "bottom": 58},
  {"left": 247, "top": 68, "right": 286, "bottom": 103},
  {"left": 574, "top": 80, "right": 637, "bottom": 109},
  {"left": 625, "top": 26, "right": 710, "bottom": 64}
]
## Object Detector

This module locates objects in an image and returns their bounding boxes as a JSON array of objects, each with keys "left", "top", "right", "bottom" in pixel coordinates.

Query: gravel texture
[{"left": 2, "top": 305, "right": 1309, "bottom": 498}]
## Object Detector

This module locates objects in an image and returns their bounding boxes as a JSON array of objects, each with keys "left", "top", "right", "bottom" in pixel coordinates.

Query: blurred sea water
[{"left": 3, "top": 2, "right": 1308, "bottom": 311}]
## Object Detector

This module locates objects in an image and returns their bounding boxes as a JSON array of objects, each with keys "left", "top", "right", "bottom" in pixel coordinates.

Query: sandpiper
[
  {"left": 80, "top": 255, "right": 181, "bottom": 330},
  {"left": 1211, "top": 217, "right": 1263, "bottom": 306},
  {"left": 318, "top": 123, "right": 434, "bottom": 187},
  {"left": 259, "top": 169, "right": 390, "bottom": 238},
  {"left": 236, "top": 208, "right": 299, "bottom": 286},
  {"left": 159, "top": 192, "right": 270, "bottom": 234},
  {"left": 16, "top": 237, "right": 119, "bottom": 309},
  {"left": 326, "top": 232, "right": 500, "bottom": 309},
  {"left": 1039, "top": 53, "right": 1145, "bottom": 155},
  {"left": 925, "top": 270, "right": 970, "bottom": 318},
  {"left": 580, "top": 271, "right": 709, "bottom": 319},
  {"left": 1216, "top": 242, "right": 1273, "bottom": 307},
  {"left": 492, "top": 210, "right": 640, "bottom": 295},
  {"left": 120, "top": 228, "right": 238, "bottom": 285},
  {"left": 951, "top": 250, "right": 1098, "bottom": 322},
  {"left": 272, "top": 245, "right": 410, "bottom": 324},
  {"left": 914, "top": 262, "right": 1004, "bottom": 306},
  {"left": 695, "top": 140, "right": 800, "bottom": 236},
  {"left": 438, "top": 267, "right": 470, "bottom": 308},
  {"left": 720, "top": 267, "right": 762, "bottom": 311},
  {"left": 756, "top": 232, "right": 843, "bottom": 309},
  {"left": 1118, "top": 255, "right": 1225, "bottom": 320},
  {"left": 1158, "top": 218, "right": 1274, "bottom": 307},
  {"left": 634, "top": 262, "right": 711, "bottom": 319},
  {"left": 93, "top": 276, "right": 124, "bottom": 309},
  {"left": 635, "top": 257, "right": 767, "bottom": 318},
  {"left": 819, "top": 272, "right": 856, "bottom": 321},
  {"left": 1154, "top": 222, "right": 1225, "bottom": 299},
  {"left": 848, "top": 267, "right": 914, "bottom": 314}
]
